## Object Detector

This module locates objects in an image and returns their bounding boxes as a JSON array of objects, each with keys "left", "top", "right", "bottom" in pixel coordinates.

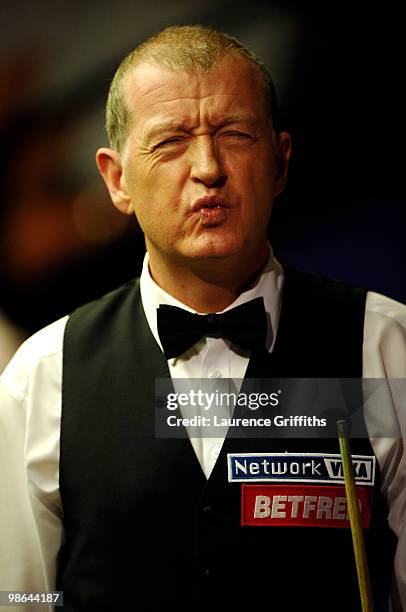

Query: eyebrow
[{"left": 142, "top": 114, "right": 261, "bottom": 147}]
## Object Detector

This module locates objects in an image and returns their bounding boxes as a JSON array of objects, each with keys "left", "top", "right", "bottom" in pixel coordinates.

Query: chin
[{"left": 182, "top": 234, "right": 247, "bottom": 260}]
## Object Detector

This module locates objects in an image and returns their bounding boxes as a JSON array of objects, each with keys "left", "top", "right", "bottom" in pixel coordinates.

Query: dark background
[{"left": 0, "top": 1, "right": 404, "bottom": 338}]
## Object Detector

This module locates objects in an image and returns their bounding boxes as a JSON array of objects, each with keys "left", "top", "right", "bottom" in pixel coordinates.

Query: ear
[
  {"left": 273, "top": 131, "right": 292, "bottom": 196},
  {"left": 96, "top": 147, "right": 133, "bottom": 215}
]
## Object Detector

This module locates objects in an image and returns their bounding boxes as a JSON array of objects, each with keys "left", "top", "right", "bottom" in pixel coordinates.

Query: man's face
[{"left": 102, "top": 55, "right": 291, "bottom": 267}]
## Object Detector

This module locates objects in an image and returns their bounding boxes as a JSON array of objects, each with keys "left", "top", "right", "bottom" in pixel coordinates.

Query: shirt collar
[{"left": 140, "top": 247, "right": 284, "bottom": 353}]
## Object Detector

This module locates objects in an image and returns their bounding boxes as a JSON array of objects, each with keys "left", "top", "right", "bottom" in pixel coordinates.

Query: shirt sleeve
[
  {"left": 0, "top": 317, "right": 67, "bottom": 612},
  {"left": 364, "top": 291, "right": 406, "bottom": 611}
]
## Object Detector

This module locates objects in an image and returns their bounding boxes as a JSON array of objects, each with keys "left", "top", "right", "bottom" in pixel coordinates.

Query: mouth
[
  {"left": 190, "top": 195, "right": 229, "bottom": 213},
  {"left": 189, "top": 196, "right": 229, "bottom": 228}
]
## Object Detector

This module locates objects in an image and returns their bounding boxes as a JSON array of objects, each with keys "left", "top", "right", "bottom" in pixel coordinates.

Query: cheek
[
  {"left": 255, "top": 155, "right": 277, "bottom": 206},
  {"left": 234, "top": 161, "right": 274, "bottom": 211},
  {"left": 128, "top": 173, "right": 185, "bottom": 237},
  {"left": 128, "top": 161, "right": 187, "bottom": 207}
]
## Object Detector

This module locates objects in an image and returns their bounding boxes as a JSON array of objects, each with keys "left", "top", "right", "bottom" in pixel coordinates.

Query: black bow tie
[{"left": 157, "top": 297, "right": 269, "bottom": 359}]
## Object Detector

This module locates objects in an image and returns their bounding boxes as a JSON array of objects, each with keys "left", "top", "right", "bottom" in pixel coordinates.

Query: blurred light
[{"left": 72, "top": 183, "right": 130, "bottom": 244}]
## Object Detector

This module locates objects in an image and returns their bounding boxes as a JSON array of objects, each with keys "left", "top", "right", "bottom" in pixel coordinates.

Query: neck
[{"left": 147, "top": 246, "right": 269, "bottom": 313}]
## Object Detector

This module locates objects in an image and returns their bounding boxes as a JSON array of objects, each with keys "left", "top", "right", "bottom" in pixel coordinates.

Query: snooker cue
[{"left": 336, "top": 419, "right": 374, "bottom": 612}]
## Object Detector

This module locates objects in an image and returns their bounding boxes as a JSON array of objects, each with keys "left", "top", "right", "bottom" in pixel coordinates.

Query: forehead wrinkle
[
  {"left": 127, "top": 64, "right": 240, "bottom": 114},
  {"left": 124, "top": 56, "right": 263, "bottom": 114},
  {"left": 125, "top": 62, "right": 267, "bottom": 147},
  {"left": 125, "top": 67, "right": 217, "bottom": 109},
  {"left": 144, "top": 91, "right": 232, "bottom": 111},
  {"left": 129, "top": 91, "right": 225, "bottom": 142}
]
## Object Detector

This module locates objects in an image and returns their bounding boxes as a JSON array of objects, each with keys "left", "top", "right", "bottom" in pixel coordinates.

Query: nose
[{"left": 190, "top": 136, "right": 227, "bottom": 188}]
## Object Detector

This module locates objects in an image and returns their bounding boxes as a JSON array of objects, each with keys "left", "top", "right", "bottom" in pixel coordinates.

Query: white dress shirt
[{"left": 1, "top": 252, "right": 406, "bottom": 611}]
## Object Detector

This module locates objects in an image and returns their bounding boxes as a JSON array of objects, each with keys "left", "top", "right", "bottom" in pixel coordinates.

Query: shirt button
[
  {"left": 203, "top": 568, "right": 211, "bottom": 578},
  {"left": 208, "top": 368, "right": 221, "bottom": 378},
  {"left": 202, "top": 505, "right": 214, "bottom": 516}
]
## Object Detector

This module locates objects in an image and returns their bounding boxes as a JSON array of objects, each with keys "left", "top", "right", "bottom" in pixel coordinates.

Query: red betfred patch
[{"left": 241, "top": 484, "right": 372, "bottom": 528}]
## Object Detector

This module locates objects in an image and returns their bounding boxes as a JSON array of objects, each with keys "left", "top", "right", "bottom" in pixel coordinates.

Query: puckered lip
[{"left": 190, "top": 195, "right": 229, "bottom": 212}]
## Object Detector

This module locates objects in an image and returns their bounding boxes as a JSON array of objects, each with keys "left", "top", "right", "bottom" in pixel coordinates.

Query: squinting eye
[
  {"left": 221, "top": 132, "right": 253, "bottom": 140},
  {"left": 158, "top": 137, "right": 185, "bottom": 147}
]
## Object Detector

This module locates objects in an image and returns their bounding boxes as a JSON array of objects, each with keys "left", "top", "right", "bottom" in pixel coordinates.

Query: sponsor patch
[
  {"left": 241, "top": 484, "right": 372, "bottom": 528},
  {"left": 228, "top": 453, "right": 375, "bottom": 486}
]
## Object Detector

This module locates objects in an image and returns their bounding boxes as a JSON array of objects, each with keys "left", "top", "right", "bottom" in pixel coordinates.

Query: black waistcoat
[{"left": 58, "top": 268, "right": 396, "bottom": 611}]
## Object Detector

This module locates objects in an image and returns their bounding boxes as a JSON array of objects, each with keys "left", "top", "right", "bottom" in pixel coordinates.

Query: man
[{"left": 1, "top": 25, "right": 405, "bottom": 612}]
